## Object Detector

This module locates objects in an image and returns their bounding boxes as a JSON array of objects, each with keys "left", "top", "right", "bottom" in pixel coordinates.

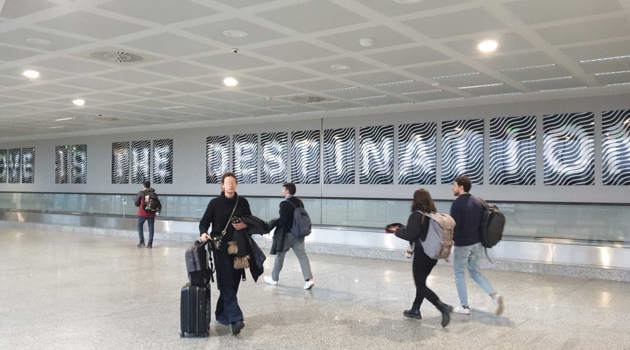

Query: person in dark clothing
[
  {"left": 264, "top": 183, "right": 314, "bottom": 290},
  {"left": 450, "top": 175, "right": 504, "bottom": 316},
  {"left": 134, "top": 180, "right": 157, "bottom": 248},
  {"left": 388, "top": 189, "right": 453, "bottom": 328},
  {"left": 199, "top": 172, "right": 251, "bottom": 336}
]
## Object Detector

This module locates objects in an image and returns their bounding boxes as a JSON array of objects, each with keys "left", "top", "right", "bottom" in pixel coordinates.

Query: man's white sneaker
[
  {"left": 453, "top": 306, "right": 471, "bottom": 315},
  {"left": 303, "top": 279, "right": 315, "bottom": 290},
  {"left": 263, "top": 276, "right": 278, "bottom": 286},
  {"left": 493, "top": 294, "right": 504, "bottom": 315}
]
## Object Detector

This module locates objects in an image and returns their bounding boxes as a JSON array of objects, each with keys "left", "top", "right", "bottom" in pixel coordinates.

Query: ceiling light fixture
[
  {"left": 477, "top": 39, "right": 499, "bottom": 54},
  {"left": 359, "top": 37, "right": 374, "bottom": 48},
  {"left": 222, "top": 30, "right": 249, "bottom": 38},
  {"left": 22, "top": 69, "right": 40, "bottom": 79},
  {"left": 223, "top": 77, "right": 239, "bottom": 87},
  {"left": 72, "top": 99, "right": 85, "bottom": 107},
  {"left": 55, "top": 117, "right": 73, "bottom": 122}
]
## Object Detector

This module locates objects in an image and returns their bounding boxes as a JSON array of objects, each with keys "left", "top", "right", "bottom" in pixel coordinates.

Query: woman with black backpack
[{"left": 386, "top": 189, "right": 453, "bottom": 328}]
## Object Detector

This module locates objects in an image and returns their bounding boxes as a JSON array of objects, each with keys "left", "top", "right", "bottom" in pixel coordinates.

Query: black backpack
[
  {"left": 480, "top": 200, "right": 505, "bottom": 248},
  {"left": 144, "top": 192, "right": 162, "bottom": 212},
  {"left": 185, "top": 240, "right": 213, "bottom": 286},
  {"left": 287, "top": 200, "right": 311, "bottom": 238}
]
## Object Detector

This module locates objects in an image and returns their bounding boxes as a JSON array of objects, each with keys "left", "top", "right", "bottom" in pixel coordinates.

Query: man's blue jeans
[
  {"left": 453, "top": 243, "right": 496, "bottom": 307},
  {"left": 137, "top": 216, "right": 155, "bottom": 244}
]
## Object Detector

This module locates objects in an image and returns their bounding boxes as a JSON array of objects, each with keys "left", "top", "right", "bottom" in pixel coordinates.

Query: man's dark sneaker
[
  {"left": 147, "top": 242, "right": 153, "bottom": 249},
  {"left": 403, "top": 309, "right": 422, "bottom": 319},
  {"left": 231, "top": 320, "right": 244, "bottom": 335},
  {"left": 137, "top": 242, "right": 145, "bottom": 248}
]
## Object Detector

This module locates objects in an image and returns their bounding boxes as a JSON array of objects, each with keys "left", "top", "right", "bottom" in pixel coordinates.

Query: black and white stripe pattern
[
  {"left": 7, "top": 148, "right": 21, "bottom": 184},
  {"left": 21, "top": 148, "right": 35, "bottom": 184},
  {"left": 233, "top": 134, "right": 258, "bottom": 184},
  {"left": 602, "top": 109, "right": 630, "bottom": 185},
  {"left": 323, "top": 128, "right": 355, "bottom": 184},
  {"left": 291, "top": 130, "right": 320, "bottom": 184},
  {"left": 70, "top": 145, "right": 87, "bottom": 184},
  {"left": 261, "top": 132, "right": 288, "bottom": 184},
  {"left": 489, "top": 116, "right": 536, "bottom": 185},
  {"left": 543, "top": 112, "right": 594, "bottom": 185},
  {"left": 112, "top": 142, "right": 130, "bottom": 184},
  {"left": 359, "top": 125, "right": 394, "bottom": 184},
  {"left": 0, "top": 150, "right": 7, "bottom": 183},
  {"left": 55, "top": 146, "right": 68, "bottom": 184},
  {"left": 398, "top": 122, "right": 437, "bottom": 185},
  {"left": 131, "top": 140, "right": 151, "bottom": 184},
  {"left": 206, "top": 136, "right": 231, "bottom": 184},
  {"left": 152, "top": 139, "right": 173, "bottom": 184},
  {"left": 441, "top": 119, "right": 484, "bottom": 184}
]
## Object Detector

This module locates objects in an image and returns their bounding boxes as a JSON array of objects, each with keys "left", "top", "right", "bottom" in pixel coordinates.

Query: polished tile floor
[{"left": 1, "top": 228, "right": 629, "bottom": 350}]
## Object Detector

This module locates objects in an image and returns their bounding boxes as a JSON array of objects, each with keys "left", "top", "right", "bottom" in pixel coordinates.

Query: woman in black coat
[
  {"left": 199, "top": 172, "right": 250, "bottom": 335},
  {"left": 388, "top": 189, "right": 453, "bottom": 328}
]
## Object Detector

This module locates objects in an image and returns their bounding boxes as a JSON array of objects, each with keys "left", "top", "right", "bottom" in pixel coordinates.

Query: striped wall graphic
[
  {"left": 602, "top": 109, "right": 630, "bottom": 185},
  {"left": 261, "top": 132, "right": 288, "bottom": 184},
  {"left": 441, "top": 119, "right": 484, "bottom": 184},
  {"left": 21, "top": 148, "right": 35, "bottom": 184},
  {"left": 0, "top": 150, "right": 6, "bottom": 183},
  {"left": 7, "top": 148, "right": 21, "bottom": 183},
  {"left": 398, "top": 122, "right": 437, "bottom": 185},
  {"left": 70, "top": 145, "right": 87, "bottom": 184},
  {"left": 360, "top": 125, "right": 394, "bottom": 184},
  {"left": 112, "top": 142, "right": 129, "bottom": 184},
  {"left": 131, "top": 140, "right": 150, "bottom": 184},
  {"left": 323, "top": 128, "right": 355, "bottom": 184},
  {"left": 291, "top": 130, "right": 320, "bottom": 184},
  {"left": 489, "top": 116, "right": 536, "bottom": 185},
  {"left": 152, "top": 139, "right": 173, "bottom": 184},
  {"left": 543, "top": 112, "right": 594, "bottom": 185},
  {"left": 233, "top": 133, "right": 258, "bottom": 184},
  {"left": 206, "top": 136, "right": 230, "bottom": 184},
  {"left": 55, "top": 146, "right": 68, "bottom": 184}
]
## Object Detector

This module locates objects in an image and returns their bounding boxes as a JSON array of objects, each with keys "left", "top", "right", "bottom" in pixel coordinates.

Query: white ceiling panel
[
  {"left": 252, "top": 41, "right": 336, "bottom": 63},
  {"left": 505, "top": 0, "right": 622, "bottom": 24},
  {"left": 461, "top": 83, "right": 520, "bottom": 97},
  {"left": 367, "top": 46, "right": 448, "bottom": 67},
  {"left": 373, "top": 80, "right": 434, "bottom": 94},
  {"left": 315, "top": 101, "right": 362, "bottom": 110},
  {"left": 152, "top": 81, "right": 213, "bottom": 93},
  {"left": 403, "top": 89, "right": 460, "bottom": 102},
  {"left": 97, "top": 69, "right": 170, "bottom": 84},
  {"left": 240, "top": 85, "right": 302, "bottom": 97},
  {"left": 32, "top": 56, "right": 113, "bottom": 74},
  {"left": 522, "top": 77, "right": 586, "bottom": 91},
  {"left": 323, "top": 87, "right": 382, "bottom": 100},
  {"left": 258, "top": 1, "right": 367, "bottom": 34},
  {"left": 0, "top": 44, "right": 43, "bottom": 61},
  {"left": 36, "top": 11, "right": 148, "bottom": 40},
  {"left": 247, "top": 67, "right": 316, "bottom": 82},
  {"left": 0, "top": 95, "right": 24, "bottom": 104},
  {"left": 184, "top": 18, "right": 286, "bottom": 46},
  {"left": 537, "top": 17, "right": 630, "bottom": 46},
  {"left": 303, "top": 57, "right": 379, "bottom": 75},
  {"left": 99, "top": 0, "right": 218, "bottom": 25},
  {"left": 594, "top": 71, "right": 630, "bottom": 85},
  {"left": 436, "top": 73, "right": 501, "bottom": 88},
  {"left": 353, "top": 95, "right": 408, "bottom": 106},
  {"left": 477, "top": 51, "right": 556, "bottom": 71},
  {"left": 580, "top": 59, "right": 630, "bottom": 74},
  {"left": 28, "top": 83, "right": 91, "bottom": 96},
  {"left": 209, "top": 0, "right": 277, "bottom": 8},
  {"left": 404, "top": 8, "right": 504, "bottom": 39},
  {"left": 406, "top": 61, "right": 476, "bottom": 79},
  {"left": 561, "top": 39, "right": 630, "bottom": 61},
  {"left": 141, "top": 61, "right": 216, "bottom": 78},
  {"left": 0, "top": 0, "right": 55, "bottom": 19},
  {"left": 290, "top": 79, "right": 353, "bottom": 92},
  {"left": 193, "top": 53, "right": 274, "bottom": 71},
  {"left": 343, "top": 71, "right": 413, "bottom": 86},
  {"left": 269, "top": 104, "right": 322, "bottom": 114},
  {"left": 357, "top": 0, "right": 472, "bottom": 17},
  {"left": 0, "top": 88, "right": 53, "bottom": 100},
  {"left": 113, "top": 86, "right": 176, "bottom": 98},
  {"left": 0, "top": 28, "right": 90, "bottom": 51},
  {"left": 122, "top": 32, "right": 216, "bottom": 57},
  {"left": 62, "top": 77, "right": 123, "bottom": 91},
  {"left": 500, "top": 64, "right": 571, "bottom": 81},
  {"left": 318, "top": 25, "right": 414, "bottom": 52}
]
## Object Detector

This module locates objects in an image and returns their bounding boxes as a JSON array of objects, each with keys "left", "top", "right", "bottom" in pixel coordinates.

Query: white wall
[{"left": 1, "top": 93, "right": 629, "bottom": 204}]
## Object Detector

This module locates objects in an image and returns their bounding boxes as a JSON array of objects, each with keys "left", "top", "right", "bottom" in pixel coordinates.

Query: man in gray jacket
[{"left": 264, "top": 183, "right": 314, "bottom": 290}]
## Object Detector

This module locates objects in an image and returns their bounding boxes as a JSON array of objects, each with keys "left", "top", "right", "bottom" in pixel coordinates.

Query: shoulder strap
[{"left": 221, "top": 195, "right": 239, "bottom": 236}]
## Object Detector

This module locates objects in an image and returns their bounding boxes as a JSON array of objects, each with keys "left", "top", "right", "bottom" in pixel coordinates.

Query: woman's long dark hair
[{"left": 411, "top": 189, "right": 436, "bottom": 213}]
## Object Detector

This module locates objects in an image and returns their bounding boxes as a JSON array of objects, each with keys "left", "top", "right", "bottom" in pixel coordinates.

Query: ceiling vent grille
[
  {"left": 90, "top": 50, "right": 144, "bottom": 64},
  {"left": 289, "top": 95, "right": 330, "bottom": 104}
]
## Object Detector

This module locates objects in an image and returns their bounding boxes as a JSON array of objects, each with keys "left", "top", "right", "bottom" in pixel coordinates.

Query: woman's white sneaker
[
  {"left": 303, "top": 279, "right": 315, "bottom": 290},
  {"left": 453, "top": 306, "right": 471, "bottom": 315},
  {"left": 263, "top": 276, "right": 278, "bottom": 286}
]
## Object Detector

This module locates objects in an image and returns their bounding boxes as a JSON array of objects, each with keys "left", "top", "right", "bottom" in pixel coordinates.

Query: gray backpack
[
  {"left": 287, "top": 200, "right": 311, "bottom": 238},
  {"left": 419, "top": 212, "right": 455, "bottom": 261}
]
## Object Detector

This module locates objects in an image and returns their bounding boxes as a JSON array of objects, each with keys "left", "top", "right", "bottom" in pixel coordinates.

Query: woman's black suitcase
[{"left": 180, "top": 282, "right": 211, "bottom": 337}]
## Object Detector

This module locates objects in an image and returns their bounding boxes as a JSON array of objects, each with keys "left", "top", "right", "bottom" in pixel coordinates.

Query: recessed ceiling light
[
  {"left": 330, "top": 64, "right": 350, "bottom": 71},
  {"left": 22, "top": 69, "right": 40, "bottom": 79},
  {"left": 72, "top": 99, "right": 85, "bottom": 107},
  {"left": 55, "top": 117, "right": 74, "bottom": 122},
  {"left": 25, "top": 37, "right": 52, "bottom": 46},
  {"left": 477, "top": 39, "right": 499, "bottom": 54},
  {"left": 223, "top": 77, "right": 239, "bottom": 87},
  {"left": 359, "top": 37, "right": 374, "bottom": 48},
  {"left": 222, "top": 30, "right": 249, "bottom": 38}
]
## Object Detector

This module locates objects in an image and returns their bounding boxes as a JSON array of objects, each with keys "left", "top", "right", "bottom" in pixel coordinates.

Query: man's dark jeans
[{"left": 137, "top": 216, "right": 155, "bottom": 244}]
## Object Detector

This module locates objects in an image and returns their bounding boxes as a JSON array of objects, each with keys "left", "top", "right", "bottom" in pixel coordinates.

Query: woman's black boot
[
  {"left": 438, "top": 302, "right": 453, "bottom": 328},
  {"left": 403, "top": 308, "right": 422, "bottom": 319}
]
